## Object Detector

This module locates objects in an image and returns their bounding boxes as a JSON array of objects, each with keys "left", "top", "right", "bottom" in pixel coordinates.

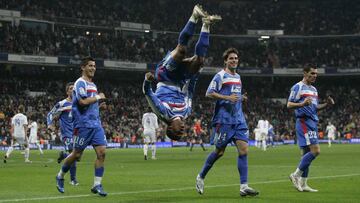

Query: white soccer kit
[
  {"left": 326, "top": 124, "right": 336, "bottom": 140},
  {"left": 28, "top": 121, "right": 38, "bottom": 143},
  {"left": 11, "top": 113, "right": 28, "bottom": 145},
  {"left": 257, "top": 119, "right": 269, "bottom": 140},
  {"left": 254, "top": 128, "right": 261, "bottom": 141},
  {"left": 142, "top": 112, "right": 159, "bottom": 143}
]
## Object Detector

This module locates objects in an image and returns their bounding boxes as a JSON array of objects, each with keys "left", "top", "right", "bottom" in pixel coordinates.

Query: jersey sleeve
[
  {"left": 47, "top": 102, "right": 61, "bottom": 126},
  {"left": 206, "top": 73, "right": 222, "bottom": 95},
  {"left": 23, "top": 116, "right": 28, "bottom": 125},
  {"left": 288, "top": 84, "right": 300, "bottom": 103},
  {"left": 75, "top": 80, "right": 88, "bottom": 100}
]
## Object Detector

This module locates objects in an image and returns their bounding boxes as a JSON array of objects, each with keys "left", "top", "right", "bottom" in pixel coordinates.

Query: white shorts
[
  {"left": 143, "top": 130, "right": 156, "bottom": 143},
  {"left": 260, "top": 131, "right": 268, "bottom": 141},
  {"left": 28, "top": 136, "right": 39, "bottom": 144},
  {"left": 328, "top": 134, "right": 335, "bottom": 140},
  {"left": 14, "top": 136, "right": 28, "bottom": 145}
]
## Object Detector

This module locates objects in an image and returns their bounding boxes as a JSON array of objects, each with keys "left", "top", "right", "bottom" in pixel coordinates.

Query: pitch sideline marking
[{"left": 0, "top": 173, "right": 359, "bottom": 202}]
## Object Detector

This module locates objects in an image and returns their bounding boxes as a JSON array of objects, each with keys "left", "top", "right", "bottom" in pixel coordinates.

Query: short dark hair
[
  {"left": 18, "top": 105, "right": 25, "bottom": 113},
  {"left": 147, "top": 107, "right": 152, "bottom": 112},
  {"left": 223, "top": 48, "right": 239, "bottom": 61},
  {"left": 65, "top": 82, "right": 74, "bottom": 92},
  {"left": 80, "top": 56, "right": 95, "bottom": 67},
  {"left": 303, "top": 63, "right": 317, "bottom": 73}
]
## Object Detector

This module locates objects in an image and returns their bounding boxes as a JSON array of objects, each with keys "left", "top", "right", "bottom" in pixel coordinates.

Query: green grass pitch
[{"left": 1, "top": 144, "right": 359, "bottom": 203}]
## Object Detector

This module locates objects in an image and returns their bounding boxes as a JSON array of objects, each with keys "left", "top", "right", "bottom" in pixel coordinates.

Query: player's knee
[
  {"left": 97, "top": 152, "right": 106, "bottom": 161},
  {"left": 239, "top": 148, "right": 248, "bottom": 156}
]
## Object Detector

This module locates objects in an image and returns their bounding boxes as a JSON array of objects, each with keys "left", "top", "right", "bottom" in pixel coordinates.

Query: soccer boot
[
  {"left": 289, "top": 173, "right": 303, "bottom": 192},
  {"left": 70, "top": 179, "right": 79, "bottom": 186},
  {"left": 240, "top": 186, "right": 259, "bottom": 197},
  {"left": 192, "top": 4, "right": 208, "bottom": 22},
  {"left": 301, "top": 178, "right": 318, "bottom": 192},
  {"left": 56, "top": 176, "right": 65, "bottom": 193},
  {"left": 202, "top": 15, "right": 222, "bottom": 25},
  {"left": 196, "top": 174, "right": 204, "bottom": 194},
  {"left": 91, "top": 184, "right": 108, "bottom": 197}
]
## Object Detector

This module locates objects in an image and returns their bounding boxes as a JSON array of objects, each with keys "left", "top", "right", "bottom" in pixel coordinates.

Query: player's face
[
  {"left": 82, "top": 60, "right": 96, "bottom": 78},
  {"left": 67, "top": 85, "right": 74, "bottom": 98},
  {"left": 304, "top": 68, "right": 318, "bottom": 84},
  {"left": 225, "top": 53, "right": 238, "bottom": 70}
]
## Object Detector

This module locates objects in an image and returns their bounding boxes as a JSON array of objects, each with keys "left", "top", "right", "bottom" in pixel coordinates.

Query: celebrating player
[
  {"left": 143, "top": 5, "right": 221, "bottom": 140},
  {"left": 55, "top": 57, "right": 108, "bottom": 196},
  {"left": 288, "top": 63, "right": 335, "bottom": 192},
  {"left": 195, "top": 48, "right": 259, "bottom": 197},
  {"left": 48, "top": 82, "right": 79, "bottom": 185}
]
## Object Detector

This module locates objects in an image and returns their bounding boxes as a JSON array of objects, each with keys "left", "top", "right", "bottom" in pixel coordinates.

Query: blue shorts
[
  {"left": 211, "top": 124, "right": 249, "bottom": 148},
  {"left": 296, "top": 118, "right": 319, "bottom": 147},
  {"left": 62, "top": 137, "right": 74, "bottom": 152},
  {"left": 73, "top": 127, "right": 107, "bottom": 150}
]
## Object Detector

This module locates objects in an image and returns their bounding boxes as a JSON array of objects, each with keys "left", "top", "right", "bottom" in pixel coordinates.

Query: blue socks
[
  {"left": 70, "top": 161, "right": 77, "bottom": 181},
  {"left": 178, "top": 21, "right": 196, "bottom": 46},
  {"left": 195, "top": 32, "right": 209, "bottom": 57},
  {"left": 298, "top": 152, "right": 316, "bottom": 172},
  {"left": 199, "top": 152, "right": 220, "bottom": 178},
  {"left": 238, "top": 154, "right": 248, "bottom": 184},
  {"left": 95, "top": 167, "right": 104, "bottom": 177}
]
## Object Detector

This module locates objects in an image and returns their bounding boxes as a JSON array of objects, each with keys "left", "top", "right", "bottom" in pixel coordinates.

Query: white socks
[{"left": 94, "top": 176, "right": 102, "bottom": 187}]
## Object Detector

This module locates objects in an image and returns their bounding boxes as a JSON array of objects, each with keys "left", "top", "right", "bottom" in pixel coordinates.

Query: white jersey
[
  {"left": 257, "top": 120, "right": 270, "bottom": 133},
  {"left": 254, "top": 128, "right": 261, "bottom": 141},
  {"left": 11, "top": 113, "right": 28, "bottom": 138},
  {"left": 28, "top": 121, "right": 38, "bottom": 143},
  {"left": 326, "top": 124, "right": 336, "bottom": 137},
  {"left": 142, "top": 112, "right": 159, "bottom": 132}
]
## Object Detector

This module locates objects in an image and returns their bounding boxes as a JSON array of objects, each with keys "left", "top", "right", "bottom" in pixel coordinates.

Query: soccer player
[
  {"left": 325, "top": 121, "right": 336, "bottom": 147},
  {"left": 257, "top": 119, "right": 270, "bottom": 151},
  {"left": 47, "top": 82, "right": 79, "bottom": 185},
  {"left": 55, "top": 57, "right": 108, "bottom": 196},
  {"left": 4, "top": 105, "right": 31, "bottom": 163},
  {"left": 142, "top": 107, "right": 159, "bottom": 160},
  {"left": 28, "top": 117, "right": 43, "bottom": 155},
  {"left": 195, "top": 48, "right": 259, "bottom": 197},
  {"left": 143, "top": 5, "right": 221, "bottom": 140},
  {"left": 287, "top": 63, "right": 335, "bottom": 192},
  {"left": 253, "top": 127, "right": 261, "bottom": 148},
  {"left": 190, "top": 119, "right": 206, "bottom": 151},
  {"left": 268, "top": 123, "right": 275, "bottom": 147}
]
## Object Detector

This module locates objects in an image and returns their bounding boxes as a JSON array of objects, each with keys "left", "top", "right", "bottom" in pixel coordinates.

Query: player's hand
[
  {"left": 98, "top": 92, "right": 106, "bottom": 99},
  {"left": 227, "top": 94, "right": 239, "bottom": 103},
  {"left": 242, "top": 92, "right": 248, "bottom": 102},
  {"left": 145, "top": 72, "right": 155, "bottom": 81},
  {"left": 302, "top": 97, "right": 312, "bottom": 106},
  {"left": 327, "top": 96, "right": 335, "bottom": 105}
]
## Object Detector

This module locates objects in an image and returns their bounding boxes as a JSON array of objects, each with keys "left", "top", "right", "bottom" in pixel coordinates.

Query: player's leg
[
  {"left": 4, "top": 138, "right": 15, "bottom": 163},
  {"left": 190, "top": 138, "right": 195, "bottom": 151},
  {"left": 143, "top": 133, "right": 149, "bottom": 160},
  {"left": 234, "top": 127, "right": 259, "bottom": 197},
  {"left": 67, "top": 138, "right": 79, "bottom": 186},
  {"left": 196, "top": 124, "right": 230, "bottom": 194},
  {"left": 91, "top": 127, "right": 107, "bottom": 197},
  {"left": 299, "top": 144, "right": 319, "bottom": 192},
  {"left": 23, "top": 137, "right": 31, "bottom": 163},
  {"left": 184, "top": 13, "right": 222, "bottom": 74},
  {"left": 199, "top": 137, "right": 206, "bottom": 151},
  {"left": 171, "top": 5, "right": 208, "bottom": 63},
  {"left": 261, "top": 133, "right": 267, "bottom": 151},
  {"left": 150, "top": 133, "right": 157, "bottom": 159}
]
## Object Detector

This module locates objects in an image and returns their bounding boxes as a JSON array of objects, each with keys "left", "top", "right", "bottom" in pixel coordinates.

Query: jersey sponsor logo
[{"left": 231, "top": 85, "right": 241, "bottom": 93}]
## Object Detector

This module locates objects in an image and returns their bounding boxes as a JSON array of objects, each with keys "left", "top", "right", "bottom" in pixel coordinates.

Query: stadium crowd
[
  {"left": 0, "top": 0, "right": 360, "bottom": 68},
  {"left": 1, "top": 0, "right": 359, "bottom": 35},
  {"left": 0, "top": 71, "right": 359, "bottom": 146}
]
